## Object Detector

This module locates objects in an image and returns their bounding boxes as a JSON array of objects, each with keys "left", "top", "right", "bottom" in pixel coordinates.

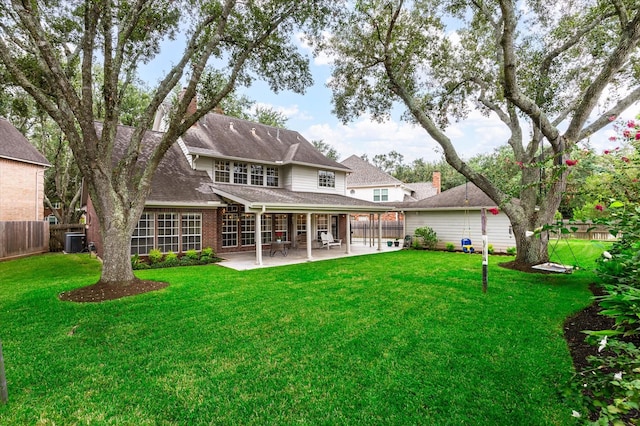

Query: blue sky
[{"left": 138, "top": 32, "right": 631, "bottom": 165}]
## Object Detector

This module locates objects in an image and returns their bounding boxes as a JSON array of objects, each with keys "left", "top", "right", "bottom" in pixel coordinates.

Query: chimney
[{"left": 432, "top": 171, "right": 441, "bottom": 194}]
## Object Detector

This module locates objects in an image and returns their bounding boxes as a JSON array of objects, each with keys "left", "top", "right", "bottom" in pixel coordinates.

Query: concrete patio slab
[{"left": 217, "top": 239, "right": 404, "bottom": 271}]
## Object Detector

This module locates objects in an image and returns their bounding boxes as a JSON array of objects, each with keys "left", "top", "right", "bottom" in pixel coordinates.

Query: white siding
[
  {"left": 290, "top": 165, "right": 347, "bottom": 195},
  {"left": 347, "top": 185, "right": 409, "bottom": 202},
  {"left": 405, "top": 209, "right": 515, "bottom": 253}
]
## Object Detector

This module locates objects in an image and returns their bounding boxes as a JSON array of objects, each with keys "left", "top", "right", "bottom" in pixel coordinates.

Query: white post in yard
[
  {"left": 481, "top": 208, "right": 488, "bottom": 293},
  {"left": 0, "top": 340, "right": 8, "bottom": 404}
]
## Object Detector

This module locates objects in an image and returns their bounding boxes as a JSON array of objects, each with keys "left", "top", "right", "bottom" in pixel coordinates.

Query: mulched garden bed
[{"left": 58, "top": 279, "right": 168, "bottom": 303}]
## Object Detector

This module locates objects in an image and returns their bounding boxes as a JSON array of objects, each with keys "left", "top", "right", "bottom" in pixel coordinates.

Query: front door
[{"left": 331, "top": 215, "right": 339, "bottom": 239}]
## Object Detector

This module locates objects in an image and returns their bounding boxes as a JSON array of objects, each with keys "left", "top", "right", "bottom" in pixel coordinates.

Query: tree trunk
[
  {"left": 99, "top": 224, "right": 137, "bottom": 285},
  {"left": 512, "top": 222, "right": 550, "bottom": 266}
]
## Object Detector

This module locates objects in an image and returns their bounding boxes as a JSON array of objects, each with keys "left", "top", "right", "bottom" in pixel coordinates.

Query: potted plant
[
  {"left": 275, "top": 232, "right": 282, "bottom": 242},
  {"left": 387, "top": 240, "right": 393, "bottom": 247},
  {"left": 394, "top": 238, "right": 400, "bottom": 247}
]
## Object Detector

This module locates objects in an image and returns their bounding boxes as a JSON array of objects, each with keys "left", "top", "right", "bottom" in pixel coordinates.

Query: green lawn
[{"left": 0, "top": 242, "right": 607, "bottom": 425}]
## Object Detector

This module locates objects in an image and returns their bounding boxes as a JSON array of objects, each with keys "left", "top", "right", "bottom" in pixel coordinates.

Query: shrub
[
  {"left": 148, "top": 249, "right": 163, "bottom": 264},
  {"left": 162, "top": 251, "right": 180, "bottom": 267},
  {"left": 506, "top": 247, "right": 516, "bottom": 255},
  {"left": 185, "top": 249, "right": 200, "bottom": 260},
  {"left": 488, "top": 244, "right": 494, "bottom": 255},
  {"left": 569, "top": 201, "right": 640, "bottom": 423},
  {"left": 445, "top": 242, "right": 455, "bottom": 252},
  {"left": 202, "top": 247, "right": 215, "bottom": 257},
  {"left": 414, "top": 226, "right": 438, "bottom": 250}
]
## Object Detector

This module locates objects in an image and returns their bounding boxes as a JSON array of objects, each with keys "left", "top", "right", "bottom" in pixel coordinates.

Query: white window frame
[
  {"left": 131, "top": 212, "right": 155, "bottom": 255},
  {"left": 181, "top": 213, "right": 202, "bottom": 252},
  {"left": 157, "top": 213, "right": 179, "bottom": 253},
  {"left": 318, "top": 170, "right": 335, "bottom": 188}
]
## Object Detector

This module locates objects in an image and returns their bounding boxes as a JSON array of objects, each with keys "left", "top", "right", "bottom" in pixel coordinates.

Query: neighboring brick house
[
  {"left": 86, "top": 113, "right": 390, "bottom": 265},
  {"left": 0, "top": 118, "right": 50, "bottom": 259},
  {"left": 0, "top": 118, "right": 50, "bottom": 221}
]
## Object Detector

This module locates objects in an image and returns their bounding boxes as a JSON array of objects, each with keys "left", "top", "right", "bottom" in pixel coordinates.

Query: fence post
[{"left": 0, "top": 340, "right": 7, "bottom": 404}]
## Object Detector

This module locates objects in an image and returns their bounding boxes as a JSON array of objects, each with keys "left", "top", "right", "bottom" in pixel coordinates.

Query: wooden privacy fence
[
  {"left": 49, "top": 224, "right": 85, "bottom": 252},
  {"left": 0, "top": 221, "right": 49, "bottom": 260},
  {"left": 350, "top": 219, "right": 404, "bottom": 240}
]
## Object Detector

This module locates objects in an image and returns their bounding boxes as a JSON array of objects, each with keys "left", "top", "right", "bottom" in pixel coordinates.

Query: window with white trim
[
  {"left": 316, "top": 214, "right": 329, "bottom": 240},
  {"left": 215, "top": 160, "right": 230, "bottom": 183},
  {"left": 261, "top": 215, "right": 272, "bottom": 243},
  {"left": 234, "top": 162, "right": 248, "bottom": 184},
  {"left": 318, "top": 170, "right": 335, "bottom": 188},
  {"left": 251, "top": 164, "right": 264, "bottom": 186},
  {"left": 274, "top": 214, "right": 288, "bottom": 241},
  {"left": 241, "top": 214, "right": 255, "bottom": 246},
  {"left": 157, "top": 213, "right": 179, "bottom": 253},
  {"left": 266, "top": 167, "right": 279, "bottom": 187},
  {"left": 373, "top": 188, "right": 389, "bottom": 202},
  {"left": 296, "top": 214, "right": 306, "bottom": 236},
  {"left": 131, "top": 212, "right": 155, "bottom": 255},
  {"left": 181, "top": 213, "right": 202, "bottom": 251},
  {"left": 222, "top": 213, "right": 238, "bottom": 247}
]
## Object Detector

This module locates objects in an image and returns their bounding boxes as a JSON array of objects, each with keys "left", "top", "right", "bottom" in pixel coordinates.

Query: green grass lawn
[{"left": 0, "top": 241, "right": 607, "bottom": 425}]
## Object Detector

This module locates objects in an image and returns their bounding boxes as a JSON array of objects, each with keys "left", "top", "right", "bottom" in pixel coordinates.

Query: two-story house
[{"left": 86, "top": 112, "right": 391, "bottom": 266}]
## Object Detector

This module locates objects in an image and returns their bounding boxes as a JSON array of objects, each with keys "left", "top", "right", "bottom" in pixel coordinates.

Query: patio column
[
  {"left": 306, "top": 212, "right": 313, "bottom": 260},
  {"left": 402, "top": 210, "right": 406, "bottom": 247},
  {"left": 377, "top": 213, "right": 382, "bottom": 251},
  {"left": 255, "top": 211, "right": 263, "bottom": 265},
  {"left": 346, "top": 214, "right": 351, "bottom": 254}
]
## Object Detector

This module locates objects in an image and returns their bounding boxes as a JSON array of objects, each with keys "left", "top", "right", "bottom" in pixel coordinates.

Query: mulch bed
[{"left": 58, "top": 279, "right": 168, "bottom": 303}]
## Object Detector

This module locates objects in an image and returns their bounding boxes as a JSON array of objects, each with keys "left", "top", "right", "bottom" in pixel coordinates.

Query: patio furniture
[
  {"left": 320, "top": 232, "right": 342, "bottom": 249},
  {"left": 269, "top": 240, "right": 290, "bottom": 257}
]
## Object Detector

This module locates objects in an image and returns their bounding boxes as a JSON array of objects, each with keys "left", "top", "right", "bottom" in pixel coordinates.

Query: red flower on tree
[
  {"left": 622, "top": 157, "right": 630, "bottom": 163},
  {"left": 565, "top": 159, "right": 578, "bottom": 166},
  {"left": 595, "top": 204, "right": 604, "bottom": 212},
  {"left": 488, "top": 207, "right": 499, "bottom": 215}
]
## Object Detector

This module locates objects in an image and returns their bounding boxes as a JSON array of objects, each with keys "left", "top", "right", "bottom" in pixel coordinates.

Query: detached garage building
[{"left": 398, "top": 183, "right": 515, "bottom": 253}]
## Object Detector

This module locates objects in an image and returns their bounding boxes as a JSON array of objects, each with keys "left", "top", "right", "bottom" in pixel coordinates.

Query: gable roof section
[
  {"left": 210, "top": 183, "right": 390, "bottom": 213},
  {"left": 0, "top": 118, "right": 50, "bottom": 167},
  {"left": 181, "top": 113, "right": 350, "bottom": 172},
  {"left": 405, "top": 182, "right": 439, "bottom": 200},
  {"left": 399, "top": 183, "right": 497, "bottom": 210},
  {"left": 99, "top": 122, "right": 224, "bottom": 207},
  {"left": 341, "top": 154, "right": 403, "bottom": 187}
]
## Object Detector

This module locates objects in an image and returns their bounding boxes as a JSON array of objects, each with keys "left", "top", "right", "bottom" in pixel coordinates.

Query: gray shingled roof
[
  {"left": 211, "top": 183, "right": 391, "bottom": 212},
  {"left": 398, "top": 183, "right": 497, "bottom": 210},
  {"left": 341, "top": 154, "right": 403, "bottom": 187},
  {"left": 0, "top": 118, "right": 50, "bottom": 167},
  {"left": 101, "top": 122, "right": 224, "bottom": 206},
  {"left": 405, "top": 182, "right": 438, "bottom": 200},
  {"left": 182, "top": 113, "right": 350, "bottom": 172}
]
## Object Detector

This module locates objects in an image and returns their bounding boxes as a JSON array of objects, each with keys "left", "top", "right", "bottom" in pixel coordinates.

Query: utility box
[{"left": 64, "top": 232, "right": 85, "bottom": 253}]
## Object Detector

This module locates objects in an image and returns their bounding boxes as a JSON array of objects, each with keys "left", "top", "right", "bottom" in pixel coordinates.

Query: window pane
[
  {"left": 241, "top": 214, "right": 255, "bottom": 246},
  {"left": 274, "top": 214, "right": 288, "bottom": 241},
  {"left": 234, "top": 162, "right": 248, "bottom": 184},
  {"left": 266, "top": 167, "right": 279, "bottom": 187},
  {"left": 157, "top": 213, "right": 179, "bottom": 253},
  {"left": 181, "top": 213, "right": 202, "bottom": 251},
  {"left": 222, "top": 213, "right": 238, "bottom": 247},
  {"left": 261, "top": 215, "right": 272, "bottom": 243},
  {"left": 215, "top": 160, "right": 230, "bottom": 183},
  {"left": 251, "top": 164, "right": 264, "bottom": 186},
  {"left": 131, "top": 212, "right": 155, "bottom": 255},
  {"left": 318, "top": 170, "right": 335, "bottom": 188}
]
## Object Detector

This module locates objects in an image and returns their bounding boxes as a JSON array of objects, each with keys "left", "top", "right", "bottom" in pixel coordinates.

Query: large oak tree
[
  {"left": 0, "top": 0, "right": 338, "bottom": 285},
  {"left": 325, "top": 0, "right": 640, "bottom": 267}
]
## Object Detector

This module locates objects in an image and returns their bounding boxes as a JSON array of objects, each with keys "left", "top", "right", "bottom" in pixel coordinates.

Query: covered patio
[{"left": 218, "top": 238, "right": 405, "bottom": 270}]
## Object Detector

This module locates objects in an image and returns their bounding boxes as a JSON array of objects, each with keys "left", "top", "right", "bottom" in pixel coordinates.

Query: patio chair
[{"left": 321, "top": 232, "right": 342, "bottom": 249}]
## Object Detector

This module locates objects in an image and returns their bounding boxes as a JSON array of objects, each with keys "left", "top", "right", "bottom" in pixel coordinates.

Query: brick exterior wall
[{"left": 0, "top": 158, "right": 46, "bottom": 221}]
